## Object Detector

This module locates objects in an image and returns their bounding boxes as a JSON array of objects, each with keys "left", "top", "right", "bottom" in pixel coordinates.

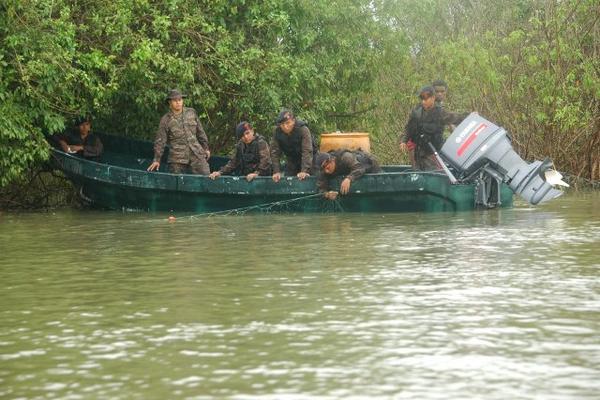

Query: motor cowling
[{"left": 441, "top": 113, "right": 568, "bottom": 205}]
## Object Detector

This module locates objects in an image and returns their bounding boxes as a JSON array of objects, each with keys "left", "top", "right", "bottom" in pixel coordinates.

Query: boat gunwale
[{"left": 50, "top": 147, "right": 473, "bottom": 198}]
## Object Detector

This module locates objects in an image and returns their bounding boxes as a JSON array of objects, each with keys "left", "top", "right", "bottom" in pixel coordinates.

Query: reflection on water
[{"left": 0, "top": 192, "right": 599, "bottom": 399}]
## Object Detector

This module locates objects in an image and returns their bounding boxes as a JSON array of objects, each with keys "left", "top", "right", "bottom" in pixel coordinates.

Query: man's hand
[
  {"left": 205, "top": 149, "right": 211, "bottom": 159},
  {"left": 147, "top": 161, "right": 160, "bottom": 172},
  {"left": 209, "top": 171, "right": 221, "bottom": 180},
  {"left": 324, "top": 191, "right": 339, "bottom": 200},
  {"left": 272, "top": 172, "right": 281, "bottom": 182},
  {"left": 297, "top": 172, "right": 310, "bottom": 180},
  {"left": 399, "top": 143, "right": 408, "bottom": 152},
  {"left": 340, "top": 178, "right": 352, "bottom": 195},
  {"left": 246, "top": 173, "right": 258, "bottom": 182}
]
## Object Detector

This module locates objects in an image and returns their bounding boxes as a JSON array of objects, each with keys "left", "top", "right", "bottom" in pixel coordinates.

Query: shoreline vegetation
[{"left": 1, "top": 0, "right": 598, "bottom": 210}]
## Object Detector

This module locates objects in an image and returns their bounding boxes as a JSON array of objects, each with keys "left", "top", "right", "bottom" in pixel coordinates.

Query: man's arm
[
  {"left": 299, "top": 127, "right": 314, "bottom": 173},
  {"left": 153, "top": 117, "right": 168, "bottom": 162},
  {"left": 440, "top": 108, "right": 469, "bottom": 126},
  {"left": 219, "top": 146, "right": 239, "bottom": 175},
  {"left": 257, "top": 140, "right": 272, "bottom": 176},
  {"left": 342, "top": 152, "right": 366, "bottom": 182},
  {"left": 316, "top": 171, "right": 330, "bottom": 192},
  {"left": 83, "top": 136, "right": 103, "bottom": 158},
  {"left": 194, "top": 113, "right": 210, "bottom": 150},
  {"left": 270, "top": 133, "right": 282, "bottom": 174}
]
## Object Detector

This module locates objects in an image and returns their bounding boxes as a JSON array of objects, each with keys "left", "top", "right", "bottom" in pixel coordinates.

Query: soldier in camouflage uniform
[
  {"left": 209, "top": 121, "right": 272, "bottom": 182},
  {"left": 270, "top": 110, "right": 318, "bottom": 182},
  {"left": 147, "top": 89, "right": 211, "bottom": 174},
  {"left": 316, "top": 149, "right": 382, "bottom": 200},
  {"left": 400, "top": 86, "right": 468, "bottom": 171}
]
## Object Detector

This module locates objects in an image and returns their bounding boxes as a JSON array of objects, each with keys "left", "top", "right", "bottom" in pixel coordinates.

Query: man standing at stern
[{"left": 147, "top": 89, "right": 211, "bottom": 174}]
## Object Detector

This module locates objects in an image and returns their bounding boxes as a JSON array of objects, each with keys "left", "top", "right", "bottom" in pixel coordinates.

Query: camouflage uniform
[
  {"left": 218, "top": 134, "right": 272, "bottom": 176},
  {"left": 401, "top": 104, "right": 467, "bottom": 171},
  {"left": 270, "top": 120, "right": 317, "bottom": 175},
  {"left": 317, "top": 149, "right": 382, "bottom": 191},
  {"left": 153, "top": 107, "right": 210, "bottom": 174}
]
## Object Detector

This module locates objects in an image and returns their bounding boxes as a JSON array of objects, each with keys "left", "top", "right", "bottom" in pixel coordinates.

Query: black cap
[
  {"left": 166, "top": 89, "right": 187, "bottom": 101},
  {"left": 275, "top": 109, "right": 294, "bottom": 124},
  {"left": 315, "top": 152, "right": 333, "bottom": 168},
  {"left": 235, "top": 121, "right": 252, "bottom": 139},
  {"left": 418, "top": 86, "right": 435, "bottom": 98},
  {"left": 74, "top": 115, "right": 92, "bottom": 126}
]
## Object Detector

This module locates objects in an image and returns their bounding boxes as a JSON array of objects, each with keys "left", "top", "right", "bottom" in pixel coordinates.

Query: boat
[{"left": 49, "top": 129, "right": 516, "bottom": 214}]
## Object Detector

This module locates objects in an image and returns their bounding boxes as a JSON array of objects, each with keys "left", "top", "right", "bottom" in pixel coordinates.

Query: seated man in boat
[
  {"left": 147, "top": 89, "right": 211, "bottom": 174},
  {"left": 54, "top": 116, "right": 103, "bottom": 161},
  {"left": 399, "top": 86, "right": 469, "bottom": 171},
  {"left": 270, "top": 109, "right": 318, "bottom": 182},
  {"left": 208, "top": 121, "right": 272, "bottom": 182},
  {"left": 316, "top": 149, "right": 382, "bottom": 200}
]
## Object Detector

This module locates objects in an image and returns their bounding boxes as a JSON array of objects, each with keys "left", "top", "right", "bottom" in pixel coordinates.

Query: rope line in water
[{"left": 188, "top": 193, "right": 326, "bottom": 218}]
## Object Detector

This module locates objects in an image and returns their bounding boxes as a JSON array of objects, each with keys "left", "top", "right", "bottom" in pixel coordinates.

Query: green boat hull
[{"left": 50, "top": 134, "right": 513, "bottom": 213}]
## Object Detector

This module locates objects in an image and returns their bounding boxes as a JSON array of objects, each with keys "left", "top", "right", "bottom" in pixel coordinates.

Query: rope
[{"left": 188, "top": 192, "right": 324, "bottom": 218}]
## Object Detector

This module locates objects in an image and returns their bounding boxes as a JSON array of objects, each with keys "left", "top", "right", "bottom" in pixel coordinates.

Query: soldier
[
  {"left": 55, "top": 116, "right": 103, "bottom": 161},
  {"left": 432, "top": 79, "right": 448, "bottom": 106},
  {"left": 270, "top": 109, "right": 318, "bottom": 182},
  {"left": 400, "top": 86, "right": 469, "bottom": 171},
  {"left": 209, "top": 121, "right": 272, "bottom": 182},
  {"left": 316, "top": 149, "right": 382, "bottom": 200},
  {"left": 147, "top": 89, "right": 211, "bottom": 174}
]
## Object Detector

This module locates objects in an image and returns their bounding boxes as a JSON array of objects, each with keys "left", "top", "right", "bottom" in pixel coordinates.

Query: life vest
[
  {"left": 273, "top": 120, "right": 318, "bottom": 162},
  {"left": 235, "top": 135, "right": 266, "bottom": 175},
  {"left": 412, "top": 105, "right": 445, "bottom": 150}
]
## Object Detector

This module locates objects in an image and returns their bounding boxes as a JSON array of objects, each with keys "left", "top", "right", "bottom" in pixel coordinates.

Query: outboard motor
[{"left": 441, "top": 113, "right": 568, "bottom": 205}]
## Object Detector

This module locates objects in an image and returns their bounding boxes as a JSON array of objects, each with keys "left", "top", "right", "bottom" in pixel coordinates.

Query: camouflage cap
[{"left": 165, "top": 89, "right": 187, "bottom": 101}]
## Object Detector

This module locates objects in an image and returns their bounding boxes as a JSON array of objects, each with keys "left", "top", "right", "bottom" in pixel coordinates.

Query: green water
[{"left": 1, "top": 192, "right": 599, "bottom": 399}]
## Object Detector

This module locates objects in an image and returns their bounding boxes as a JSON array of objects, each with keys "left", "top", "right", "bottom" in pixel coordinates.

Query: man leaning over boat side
[
  {"left": 53, "top": 115, "right": 103, "bottom": 161},
  {"left": 315, "top": 149, "right": 382, "bottom": 200},
  {"left": 209, "top": 121, "right": 272, "bottom": 182},
  {"left": 270, "top": 109, "right": 318, "bottom": 182},
  {"left": 399, "top": 86, "right": 469, "bottom": 171},
  {"left": 147, "top": 89, "right": 211, "bottom": 174}
]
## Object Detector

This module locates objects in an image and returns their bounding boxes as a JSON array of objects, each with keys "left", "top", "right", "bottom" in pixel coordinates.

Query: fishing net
[{"left": 188, "top": 193, "right": 344, "bottom": 219}]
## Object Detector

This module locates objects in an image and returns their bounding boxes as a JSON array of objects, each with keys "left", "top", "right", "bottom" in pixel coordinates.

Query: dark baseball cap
[
  {"left": 418, "top": 86, "right": 435, "bottom": 98},
  {"left": 235, "top": 121, "right": 253, "bottom": 139},
  {"left": 275, "top": 110, "right": 294, "bottom": 124}
]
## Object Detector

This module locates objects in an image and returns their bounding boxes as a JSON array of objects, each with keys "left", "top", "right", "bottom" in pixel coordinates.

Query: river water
[{"left": 1, "top": 192, "right": 599, "bottom": 399}]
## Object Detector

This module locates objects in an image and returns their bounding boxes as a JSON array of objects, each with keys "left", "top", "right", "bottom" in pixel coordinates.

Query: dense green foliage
[{"left": 1, "top": 0, "right": 598, "bottom": 191}]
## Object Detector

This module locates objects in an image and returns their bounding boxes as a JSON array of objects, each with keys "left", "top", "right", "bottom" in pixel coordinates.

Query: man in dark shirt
[
  {"left": 432, "top": 79, "right": 448, "bottom": 106},
  {"left": 147, "top": 89, "right": 211, "bottom": 174},
  {"left": 400, "top": 86, "right": 468, "bottom": 170},
  {"left": 55, "top": 116, "right": 103, "bottom": 161},
  {"left": 270, "top": 110, "right": 318, "bottom": 182},
  {"left": 209, "top": 121, "right": 272, "bottom": 182},
  {"left": 316, "top": 149, "right": 382, "bottom": 200}
]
